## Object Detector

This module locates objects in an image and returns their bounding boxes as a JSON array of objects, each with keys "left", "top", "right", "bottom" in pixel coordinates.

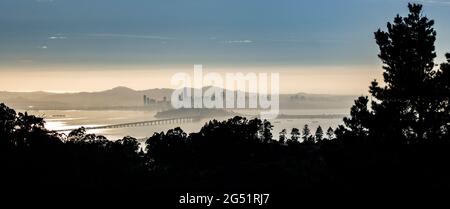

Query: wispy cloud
[
  {"left": 37, "top": 45, "right": 48, "bottom": 49},
  {"left": 49, "top": 36, "right": 67, "bottom": 40},
  {"left": 85, "top": 33, "right": 174, "bottom": 40},
  {"left": 225, "top": 40, "right": 253, "bottom": 44},
  {"left": 275, "top": 39, "right": 352, "bottom": 45}
]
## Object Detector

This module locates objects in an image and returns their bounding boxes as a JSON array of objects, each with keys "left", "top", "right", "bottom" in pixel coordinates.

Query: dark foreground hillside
[{"left": 1, "top": 103, "right": 450, "bottom": 207}]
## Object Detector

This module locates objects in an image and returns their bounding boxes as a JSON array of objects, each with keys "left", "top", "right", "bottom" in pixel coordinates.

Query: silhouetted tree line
[{"left": 1, "top": 3, "right": 450, "bottom": 201}]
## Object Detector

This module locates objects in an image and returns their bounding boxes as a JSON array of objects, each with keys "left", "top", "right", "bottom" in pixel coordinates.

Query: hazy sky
[{"left": 0, "top": 0, "right": 449, "bottom": 94}]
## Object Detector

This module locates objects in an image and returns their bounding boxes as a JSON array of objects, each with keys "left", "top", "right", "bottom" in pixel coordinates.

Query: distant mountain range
[{"left": 0, "top": 86, "right": 358, "bottom": 110}]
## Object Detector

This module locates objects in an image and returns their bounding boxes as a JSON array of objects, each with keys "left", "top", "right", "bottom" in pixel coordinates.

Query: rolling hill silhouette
[{"left": 0, "top": 86, "right": 355, "bottom": 110}]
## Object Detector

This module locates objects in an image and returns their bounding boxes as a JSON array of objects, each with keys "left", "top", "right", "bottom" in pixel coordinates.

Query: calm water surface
[{"left": 23, "top": 109, "right": 349, "bottom": 141}]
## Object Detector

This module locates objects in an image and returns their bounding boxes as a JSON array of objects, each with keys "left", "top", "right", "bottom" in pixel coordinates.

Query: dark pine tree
[
  {"left": 326, "top": 127, "right": 334, "bottom": 140},
  {"left": 436, "top": 53, "right": 450, "bottom": 138},
  {"left": 315, "top": 126, "right": 324, "bottom": 142},
  {"left": 263, "top": 119, "right": 274, "bottom": 143},
  {"left": 289, "top": 128, "right": 300, "bottom": 144},
  {"left": 371, "top": 3, "right": 438, "bottom": 142},
  {"left": 279, "top": 128, "right": 287, "bottom": 144},
  {"left": 339, "top": 3, "right": 450, "bottom": 143},
  {"left": 302, "top": 124, "right": 311, "bottom": 143}
]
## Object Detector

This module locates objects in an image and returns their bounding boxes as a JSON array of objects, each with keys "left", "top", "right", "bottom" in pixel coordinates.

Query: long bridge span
[{"left": 55, "top": 117, "right": 201, "bottom": 132}]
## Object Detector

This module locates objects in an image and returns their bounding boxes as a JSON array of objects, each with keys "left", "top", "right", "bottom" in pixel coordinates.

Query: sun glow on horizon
[{"left": 0, "top": 65, "right": 383, "bottom": 95}]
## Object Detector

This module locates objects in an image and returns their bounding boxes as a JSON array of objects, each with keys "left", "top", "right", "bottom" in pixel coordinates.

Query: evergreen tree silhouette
[
  {"left": 337, "top": 96, "right": 371, "bottom": 139},
  {"left": 371, "top": 3, "right": 439, "bottom": 141},
  {"left": 340, "top": 3, "right": 450, "bottom": 143},
  {"left": 263, "top": 119, "right": 273, "bottom": 143},
  {"left": 289, "top": 128, "right": 300, "bottom": 144},
  {"left": 326, "top": 127, "right": 334, "bottom": 140},
  {"left": 302, "top": 124, "right": 311, "bottom": 143},
  {"left": 315, "top": 126, "right": 324, "bottom": 142},
  {"left": 436, "top": 53, "right": 450, "bottom": 138},
  {"left": 279, "top": 129, "right": 287, "bottom": 144},
  {"left": 0, "top": 103, "right": 16, "bottom": 149}
]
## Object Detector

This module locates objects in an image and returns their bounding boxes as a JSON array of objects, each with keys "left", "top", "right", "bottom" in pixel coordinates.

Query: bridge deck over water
[
  {"left": 54, "top": 114, "right": 347, "bottom": 132},
  {"left": 55, "top": 117, "right": 200, "bottom": 132}
]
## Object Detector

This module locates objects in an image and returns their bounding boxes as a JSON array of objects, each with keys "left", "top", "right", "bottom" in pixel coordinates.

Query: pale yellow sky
[{"left": 0, "top": 65, "right": 383, "bottom": 95}]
